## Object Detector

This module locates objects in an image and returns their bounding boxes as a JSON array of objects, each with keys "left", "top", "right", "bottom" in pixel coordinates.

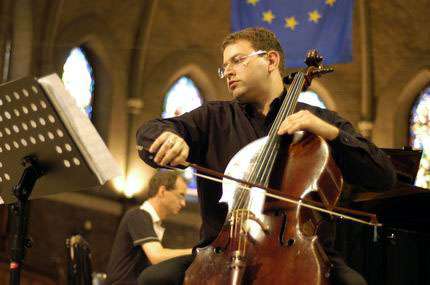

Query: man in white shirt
[{"left": 106, "top": 170, "right": 192, "bottom": 285}]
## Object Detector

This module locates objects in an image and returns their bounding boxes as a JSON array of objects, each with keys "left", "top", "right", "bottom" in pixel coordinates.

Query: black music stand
[
  {"left": 8, "top": 156, "right": 43, "bottom": 284},
  {"left": 0, "top": 75, "right": 120, "bottom": 284}
]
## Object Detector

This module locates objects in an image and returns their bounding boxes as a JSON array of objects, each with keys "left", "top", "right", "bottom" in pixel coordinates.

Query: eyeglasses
[{"left": 218, "top": 50, "right": 267, "bottom": 79}]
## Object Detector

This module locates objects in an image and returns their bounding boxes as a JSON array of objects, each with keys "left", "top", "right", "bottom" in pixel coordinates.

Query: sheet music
[{"left": 38, "top": 74, "right": 121, "bottom": 185}]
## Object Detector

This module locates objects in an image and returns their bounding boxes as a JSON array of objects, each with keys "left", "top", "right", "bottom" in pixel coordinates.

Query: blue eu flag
[{"left": 231, "top": 0, "right": 354, "bottom": 67}]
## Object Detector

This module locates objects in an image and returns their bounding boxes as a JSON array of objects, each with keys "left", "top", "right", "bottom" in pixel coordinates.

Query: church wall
[
  {"left": 0, "top": 0, "right": 428, "bottom": 283},
  {"left": 370, "top": 0, "right": 430, "bottom": 147}
]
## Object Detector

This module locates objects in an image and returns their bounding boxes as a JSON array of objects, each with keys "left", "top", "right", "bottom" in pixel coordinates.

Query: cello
[{"left": 183, "top": 50, "right": 342, "bottom": 284}]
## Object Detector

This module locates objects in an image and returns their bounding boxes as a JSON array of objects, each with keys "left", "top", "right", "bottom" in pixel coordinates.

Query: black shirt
[
  {"left": 136, "top": 95, "right": 396, "bottom": 245},
  {"left": 106, "top": 207, "right": 161, "bottom": 285}
]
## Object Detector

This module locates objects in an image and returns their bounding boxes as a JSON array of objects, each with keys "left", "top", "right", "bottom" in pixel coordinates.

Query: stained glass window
[
  {"left": 62, "top": 47, "right": 95, "bottom": 118},
  {"left": 162, "top": 77, "right": 203, "bottom": 193},
  {"left": 162, "top": 77, "right": 202, "bottom": 118},
  {"left": 409, "top": 86, "right": 430, "bottom": 189},
  {"left": 298, "top": 90, "right": 326, "bottom": 109}
]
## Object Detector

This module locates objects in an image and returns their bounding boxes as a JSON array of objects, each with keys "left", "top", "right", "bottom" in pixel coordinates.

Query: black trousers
[
  {"left": 138, "top": 254, "right": 193, "bottom": 285},
  {"left": 138, "top": 253, "right": 367, "bottom": 285}
]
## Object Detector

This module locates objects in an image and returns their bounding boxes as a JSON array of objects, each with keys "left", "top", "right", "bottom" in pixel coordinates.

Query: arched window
[
  {"left": 298, "top": 90, "right": 326, "bottom": 109},
  {"left": 409, "top": 86, "right": 430, "bottom": 189},
  {"left": 162, "top": 77, "right": 203, "bottom": 118},
  {"left": 62, "top": 47, "right": 95, "bottom": 118},
  {"left": 162, "top": 76, "right": 203, "bottom": 193}
]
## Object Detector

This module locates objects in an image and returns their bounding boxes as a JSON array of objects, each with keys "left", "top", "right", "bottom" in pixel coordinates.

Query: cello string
[
  {"left": 229, "top": 212, "right": 234, "bottom": 239},
  {"left": 268, "top": 73, "right": 305, "bottom": 136},
  {"left": 251, "top": 73, "right": 305, "bottom": 184},
  {"left": 242, "top": 210, "right": 251, "bottom": 254},
  {"left": 255, "top": 73, "right": 305, "bottom": 185},
  {"left": 244, "top": 73, "right": 305, "bottom": 209},
  {"left": 246, "top": 73, "right": 304, "bottom": 188},
  {"left": 232, "top": 73, "right": 306, "bottom": 234},
  {"left": 234, "top": 73, "right": 304, "bottom": 210},
  {"left": 235, "top": 211, "right": 240, "bottom": 249}
]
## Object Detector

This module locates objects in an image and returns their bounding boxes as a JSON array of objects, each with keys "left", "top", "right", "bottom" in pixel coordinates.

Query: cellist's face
[{"left": 222, "top": 40, "right": 269, "bottom": 103}]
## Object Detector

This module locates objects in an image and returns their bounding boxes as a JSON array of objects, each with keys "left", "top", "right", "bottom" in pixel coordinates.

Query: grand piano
[{"left": 337, "top": 148, "right": 430, "bottom": 285}]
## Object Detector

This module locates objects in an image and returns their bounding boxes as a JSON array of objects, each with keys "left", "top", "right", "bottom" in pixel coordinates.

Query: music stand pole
[{"left": 9, "top": 156, "right": 43, "bottom": 285}]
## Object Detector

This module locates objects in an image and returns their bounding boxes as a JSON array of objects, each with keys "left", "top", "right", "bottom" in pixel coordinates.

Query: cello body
[{"left": 184, "top": 131, "right": 343, "bottom": 284}]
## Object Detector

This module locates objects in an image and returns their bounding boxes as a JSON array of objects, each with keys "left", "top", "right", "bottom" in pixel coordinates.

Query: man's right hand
[{"left": 149, "top": 131, "right": 190, "bottom": 166}]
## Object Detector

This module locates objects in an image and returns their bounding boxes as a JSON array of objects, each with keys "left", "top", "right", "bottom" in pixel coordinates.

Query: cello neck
[
  {"left": 268, "top": 72, "right": 306, "bottom": 137},
  {"left": 245, "top": 71, "right": 307, "bottom": 186}
]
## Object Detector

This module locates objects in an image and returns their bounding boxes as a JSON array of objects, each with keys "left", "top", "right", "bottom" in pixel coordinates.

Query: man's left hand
[{"left": 278, "top": 110, "right": 339, "bottom": 141}]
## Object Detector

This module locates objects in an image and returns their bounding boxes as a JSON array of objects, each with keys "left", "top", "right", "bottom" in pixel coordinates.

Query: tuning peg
[{"left": 310, "top": 66, "right": 334, "bottom": 77}]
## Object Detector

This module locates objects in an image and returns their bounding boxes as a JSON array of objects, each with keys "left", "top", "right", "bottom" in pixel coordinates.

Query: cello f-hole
[{"left": 279, "top": 210, "right": 288, "bottom": 246}]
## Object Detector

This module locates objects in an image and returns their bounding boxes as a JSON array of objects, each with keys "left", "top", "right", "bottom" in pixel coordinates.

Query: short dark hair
[
  {"left": 221, "top": 27, "right": 285, "bottom": 76},
  {"left": 145, "top": 170, "right": 185, "bottom": 200}
]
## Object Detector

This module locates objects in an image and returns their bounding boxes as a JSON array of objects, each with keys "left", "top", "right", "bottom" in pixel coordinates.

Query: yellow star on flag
[
  {"left": 284, "top": 16, "right": 298, "bottom": 31},
  {"left": 308, "top": 10, "right": 321, "bottom": 23},
  {"left": 325, "top": 0, "right": 336, "bottom": 7},
  {"left": 262, "top": 10, "right": 275, "bottom": 24},
  {"left": 247, "top": 0, "right": 259, "bottom": 6}
]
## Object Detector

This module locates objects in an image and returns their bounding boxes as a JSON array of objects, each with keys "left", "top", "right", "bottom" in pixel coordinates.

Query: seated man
[
  {"left": 136, "top": 27, "right": 396, "bottom": 285},
  {"left": 106, "top": 170, "right": 192, "bottom": 285}
]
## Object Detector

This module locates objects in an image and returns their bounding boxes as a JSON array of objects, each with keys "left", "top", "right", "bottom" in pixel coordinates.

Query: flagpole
[{"left": 358, "top": 0, "right": 374, "bottom": 140}]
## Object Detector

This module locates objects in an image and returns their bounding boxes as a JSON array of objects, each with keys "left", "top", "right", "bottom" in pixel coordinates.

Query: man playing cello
[{"left": 136, "top": 27, "right": 396, "bottom": 285}]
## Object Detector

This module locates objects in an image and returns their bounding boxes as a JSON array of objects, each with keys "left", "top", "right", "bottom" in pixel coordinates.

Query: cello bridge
[{"left": 229, "top": 209, "right": 270, "bottom": 234}]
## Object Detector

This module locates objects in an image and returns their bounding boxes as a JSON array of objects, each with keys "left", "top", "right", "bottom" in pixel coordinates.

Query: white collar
[{"left": 140, "top": 200, "right": 161, "bottom": 224}]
